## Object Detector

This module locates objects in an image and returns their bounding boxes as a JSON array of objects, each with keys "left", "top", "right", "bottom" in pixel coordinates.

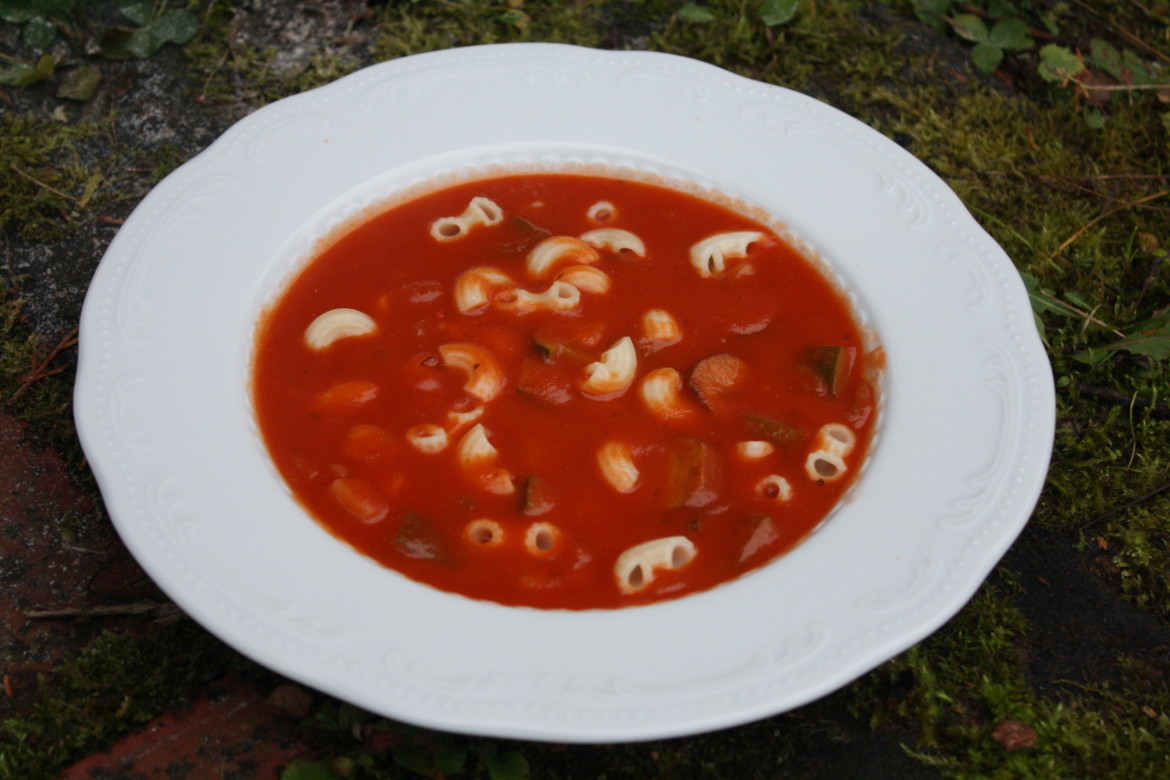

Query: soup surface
[{"left": 252, "top": 172, "right": 878, "bottom": 609}]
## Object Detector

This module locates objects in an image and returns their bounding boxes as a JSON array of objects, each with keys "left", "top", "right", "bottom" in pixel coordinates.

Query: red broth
[{"left": 252, "top": 173, "right": 878, "bottom": 609}]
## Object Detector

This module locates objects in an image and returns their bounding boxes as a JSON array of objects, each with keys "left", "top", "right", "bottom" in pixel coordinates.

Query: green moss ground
[{"left": 2, "top": 1, "right": 1170, "bottom": 777}]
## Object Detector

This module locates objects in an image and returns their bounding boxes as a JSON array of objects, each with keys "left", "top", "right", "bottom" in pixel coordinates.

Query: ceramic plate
[{"left": 74, "top": 43, "right": 1054, "bottom": 742}]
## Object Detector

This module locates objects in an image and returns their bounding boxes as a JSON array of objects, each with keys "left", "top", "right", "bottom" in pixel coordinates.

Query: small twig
[
  {"left": 198, "top": 47, "right": 230, "bottom": 103},
  {"left": 1079, "top": 478, "right": 1170, "bottom": 531},
  {"left": 9, "top": 164, "right": 77, "bottom": 203},
  {"left": 6, "top": 326, "right": 79, "bottom": 404},
  {"left": 1056, "top": 173, "right": 1169, "bottom": 181},
  {"left": 1049, "top": 189, "right": 1169, "bottom": 260},
  {"left": 1068, "top": 0, "right": 1170, "bottom": 65},
  {"left": 1073, "top": 79, "right": 1170, "bottom": 92},
  {"left": 1032, "top": 287, "right": 1125, "bottom": 337},
  {"left": 25, "top": 601, "right": 185, "bottom": 622},
  {"left": 1076, "top": 383, "right": 1170, "bottom": 420}
]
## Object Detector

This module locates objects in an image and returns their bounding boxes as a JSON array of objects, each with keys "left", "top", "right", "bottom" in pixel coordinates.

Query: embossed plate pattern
[{"left": 74, "top": 43, "right": 1054, "bottom": 742}]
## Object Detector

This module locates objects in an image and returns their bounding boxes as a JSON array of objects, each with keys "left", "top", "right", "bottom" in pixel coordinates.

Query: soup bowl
[{"left": 75, "top": 42, "right": 1054, "bottom": 742}]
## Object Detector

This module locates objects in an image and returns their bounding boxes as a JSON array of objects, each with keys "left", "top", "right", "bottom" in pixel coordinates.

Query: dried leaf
[
  {"left": 992, "top": 719, "right": 1037, "bottom": 751},
  {"left": 0, "top": 53, "right": 54, "bottom": 86},
  {"left": 57, "top": 64, "right": 102, "bottom": 101},
  {"left": 1103, "top": 319, "right": 1170, "bottom": 361}
]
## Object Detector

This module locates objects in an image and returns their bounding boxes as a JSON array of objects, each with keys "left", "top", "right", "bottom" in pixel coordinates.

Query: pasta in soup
[{"left": 251, "top": 172, "right": 879, "bottom": 609}]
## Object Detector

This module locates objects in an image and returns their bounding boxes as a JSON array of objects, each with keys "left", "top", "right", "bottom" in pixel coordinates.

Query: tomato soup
[{"left": 251, "top": 173, "right": 878, "bottom": 609}]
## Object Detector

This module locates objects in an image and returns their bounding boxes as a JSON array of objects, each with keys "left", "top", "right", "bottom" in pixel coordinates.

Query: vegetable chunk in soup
[{"left": 251, "top": 173, "right": 878, "bottom": 609}]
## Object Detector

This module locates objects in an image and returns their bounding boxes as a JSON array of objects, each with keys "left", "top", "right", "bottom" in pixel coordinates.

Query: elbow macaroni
[
  {"left": 579, "top": 228, "right": 646, "bottom": 257},
  {"left": 614, "top": 536, "right": 696, "bottom": 594},
  {"left": 430, "top": 196, "right": 503, "bottom": 242},
  {"left": 304, "top": 308, "right": 377, "bottom": 350},
  {"left": 689, "top": 231, "right": 764, "bottom": 278},
  {"left": 581, "top": 336, "right": 637, "bottom": 397},
  {"left": 737, "top": 440, "right": 775, "bottom": 459},
  {"left": 526, "top": 235, "right": 600, "bottom": 280},
  {"left": 638, "top": 367, "right": 698, "bottom": 422},
  {"left": 457, "top": 423, "right": 515, "bottom": 495},
  {"left": 464, "top": 518, "right": 504, "bottom": 547},
  {"left": 457, "top": 423, "right": 498, "bottom": 465},
  {"left": 524, "top": 521, "right": 562, "bottom": 556},
  {"left": 494, "top": 280, "right": 581, "bottom": 314},
  {"left": 555, "top": 264, "right": 611, "bottom": 294},
  {"left": 586, "top": 200, "right": 616, "bottom": 222},
  {"left": 454, "top": 266, "right": 514, "bottom": 313},
  {"left": 804, "top": 422, "right": 857, "bottom": 482},
  {"left": 438, "top": 343, "right": 505, "bottom": 403},
  {"left": 406, "top": 423, "right": 448, "bottom": 454},
  {"left": 597, "top": 440, "right": 640, "bottom": 494},
  {"left": 755, "top": 474, "right": 793, "bottom": 502},
  {"left": 640, "top": 309, "right": 682, "bottom": 346}
]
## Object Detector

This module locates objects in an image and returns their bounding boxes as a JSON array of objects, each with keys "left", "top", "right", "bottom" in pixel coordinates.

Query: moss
[
  {"left": 184, "top": 1, "right": 606, "bottom": 107},
  {"left": 371, "top": 0, "right": 605, "bottom": 62},
  {"left": 0, "top": 281, "right": 81, "bottom": 461},
  {"left": 0, "top": 625, "right": 235, "bottom": 778},
  {"left": 856, "top": 576, "right": 1170, "bottom": 778},
  {"left": 0, "top": 117, "right": 111, "bottom": 242}
]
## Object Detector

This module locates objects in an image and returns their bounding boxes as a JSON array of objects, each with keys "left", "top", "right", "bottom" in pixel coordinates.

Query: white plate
[{"left": 74, "top": 43, "right": 1054, "bottom": 742}]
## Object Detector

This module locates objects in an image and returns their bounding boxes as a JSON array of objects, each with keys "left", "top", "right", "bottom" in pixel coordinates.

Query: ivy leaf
[
  {"left": 971, "top": 42, "right": 1003, "bottom": 73},
  {"left": 0, "top": 0, "right": 73, "bottom": 22},
  {"left": 759, "top": 0, "right": 798, "bottom": 27},
  {"left": 1038, "top": 44, "right": 1085, "bottom": 83},
  {"left": 498, "top": 9, "right": 529, "bottom": 28},
  {"left": 911, "top": 0, "right": 951, "bottom": 32},
  {"left": 677, "top": 3, "right": 717, "bottom": 22},
  {"left": 989, "top": 18, "right": 1032, "bottom": 52},
  {"left": 986, "top": 0, "right": 1019, "bottom": 15},
  {"left": 434, "top": 746, "right": 467, "bottom": 776},
  {"left": 278, "top": 759, "right": 337, "bottom": 780},
  {"left": 950, "top": 14, "right": 989, "bottom": 44},
  {"left": 1088, "top": 38, "right": 1124, "bottom": 79},
  {"left": 118, "top": 0, "right": 152, "bottom": 26},
  {"left": 0, "top": 4, "right": 36, "bottom": 23},
  {"left": 1121, "top": 48, "right": 1150, "bottom": 85},
  {"left": 124, "top": 8, "right": 199, "bottom": 58},
  {"left": 390, "top": 743, "right": 438, "bottom": 776},
  {"left": 0, "top": 52, "right": 54, "bottom": 86},
  {"left": 21, "top": 14, "right": 56, "bottom": 48},
  {"left": 484, "top": 749, "right": 530, "bottom": 780}
]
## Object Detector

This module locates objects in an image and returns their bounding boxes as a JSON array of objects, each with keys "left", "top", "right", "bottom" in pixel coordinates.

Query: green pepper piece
[
  {"left": 665, "top": 437, "right": 721, "bottom": 509},
  {"left": 806, "top": 345, "right": 852, "bottom": 396},
  {"left": 741, "top": 412, "right": 801, "bottom": 444},
  {"left": 393, "top": 512, "right": 447, "bottom": 562}
]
